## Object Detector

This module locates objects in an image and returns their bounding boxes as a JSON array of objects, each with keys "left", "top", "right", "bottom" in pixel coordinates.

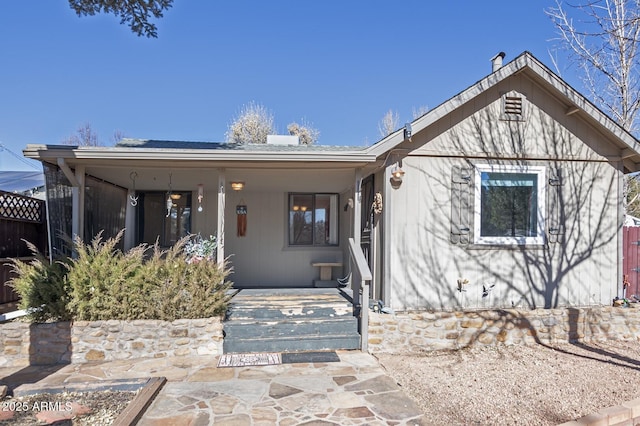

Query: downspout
[
  {"left": 353, "top": 169, "right": 362, "bottom": 246},
  {"left": 382, "top": 166, "right": 392, "bottom": 306},
  {"left": 618, "top": 160, "right": 625, "bottom": 299}
]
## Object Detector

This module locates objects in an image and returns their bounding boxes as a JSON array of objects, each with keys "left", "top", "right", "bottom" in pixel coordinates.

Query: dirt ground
[{"left": 376, "top": 340, "right": 640, "bottom": 426}]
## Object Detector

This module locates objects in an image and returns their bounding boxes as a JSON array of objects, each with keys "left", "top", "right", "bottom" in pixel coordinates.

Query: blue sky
[{"left": 0, "top": 1, "right": 567, "bottom": 171}]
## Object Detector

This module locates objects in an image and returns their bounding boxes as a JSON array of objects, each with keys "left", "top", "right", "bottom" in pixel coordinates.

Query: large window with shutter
[{"left": 473, "top": 165, "right": 545, "bottom": 245}]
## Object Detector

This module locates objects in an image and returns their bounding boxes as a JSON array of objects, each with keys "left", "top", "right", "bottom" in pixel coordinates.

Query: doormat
[
  {"left": 281, "top": 351, "right": 340, "bottom": 364},
  {"left": 217, "top": 353, "right": 281, "bottom": 368}
]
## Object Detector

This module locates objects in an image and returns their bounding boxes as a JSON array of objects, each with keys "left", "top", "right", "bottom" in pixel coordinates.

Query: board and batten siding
[
  {"left": 223, "top": 169, "right": 352, "bottom": 288},
  {"left": 383, "top": 72, "right": 622, "bottom": 311}
]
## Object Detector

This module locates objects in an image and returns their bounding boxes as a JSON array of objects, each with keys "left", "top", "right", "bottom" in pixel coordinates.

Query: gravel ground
[
  {"left": 1, "top": 390, "right": 136, "bottom": 425},
  {"left": 377, "top": 340, "right": 640, "bottom": 426}
]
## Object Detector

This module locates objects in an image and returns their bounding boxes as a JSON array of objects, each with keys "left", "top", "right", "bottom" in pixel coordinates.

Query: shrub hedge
[{"left": 10, "top": 231, "right": 232, "bottom": 322}]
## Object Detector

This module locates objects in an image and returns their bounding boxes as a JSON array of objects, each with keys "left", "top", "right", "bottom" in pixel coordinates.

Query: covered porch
[{"left": 24, "top": 141, "right": 379, "bottom": 290}]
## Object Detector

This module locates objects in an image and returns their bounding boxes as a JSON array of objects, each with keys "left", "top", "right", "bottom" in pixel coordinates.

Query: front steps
[{"left": 223, "top": 288, "right": 360, "bottom": 354}]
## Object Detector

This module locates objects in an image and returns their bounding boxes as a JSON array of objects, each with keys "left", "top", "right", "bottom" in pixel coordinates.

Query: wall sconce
[
  {"left": 231, "top": 181, "right": 245, "bottom": 191},
  {"left": 391, "top": 164, "right": 405, "bottom": 182},
  {"left": 197, "top": 184, "right": 204, "bottom": 212}
]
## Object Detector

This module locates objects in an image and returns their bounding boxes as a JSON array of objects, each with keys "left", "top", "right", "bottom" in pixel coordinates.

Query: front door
[{"left": 136, "top": 191, "right": 192, "bottom": 246}]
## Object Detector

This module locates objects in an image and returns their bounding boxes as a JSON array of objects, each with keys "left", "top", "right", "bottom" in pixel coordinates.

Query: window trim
[
  {"left": 473, "top": 164, "right": 545, "bottom": 246},
  {"left": 288, "top": 192, "right": 339, "bottom": 247}
]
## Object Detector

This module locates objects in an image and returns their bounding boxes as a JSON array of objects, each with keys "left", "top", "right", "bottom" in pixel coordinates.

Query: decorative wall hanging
[
  {"left": 372, "top": 192, "right": 383, "bottom": 214},
  {"left": 197, "top": 184, "right": 204, "bottom": 212},
  {"left": 236, "top": 204, "right": 247, "bottom": 237},
  {"left": 166, "top": 172, "right": 174, "bottom": 217},
  {"left": 129, "top": 171, "right": 139, "bottom": 207}
]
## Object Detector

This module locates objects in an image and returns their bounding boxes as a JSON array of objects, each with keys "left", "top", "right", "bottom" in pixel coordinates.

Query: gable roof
[{"left": 366, "top": 51, "right": 640, "bottom": 173}]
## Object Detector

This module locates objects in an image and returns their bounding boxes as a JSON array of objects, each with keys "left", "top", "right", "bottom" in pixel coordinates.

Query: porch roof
[{"left": 23, "top": 139, "right": 377, "bottom": 169}]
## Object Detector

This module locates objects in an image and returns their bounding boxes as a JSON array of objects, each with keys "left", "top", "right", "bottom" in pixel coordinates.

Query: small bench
[{"left": 311, "top": 262, "right": 343, "bottom": 281}]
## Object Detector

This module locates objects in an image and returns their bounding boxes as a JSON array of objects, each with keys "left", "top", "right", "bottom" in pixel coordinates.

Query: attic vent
[
  {"left": 504, "top": 96, "right": 522, "bottom": 115},
  {"left": 500, "top": 91, "right": 527, "bottom": 121}
]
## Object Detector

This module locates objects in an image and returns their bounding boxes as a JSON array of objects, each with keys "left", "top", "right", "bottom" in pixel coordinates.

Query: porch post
[
  {"left": 353, "top": 168, "right": 362, "bottom": 246},
  {"left": 217, "top": 169, "right": 225, "bottom": 265},
  {"left": 57, "top": 159, "right": 83, "bottom": 243},
  {"left": 124, "top": 190, "right": 136, "bottom": 251},
  {"left": 76, "top": 165, "right": 85, "bottom": 242}
]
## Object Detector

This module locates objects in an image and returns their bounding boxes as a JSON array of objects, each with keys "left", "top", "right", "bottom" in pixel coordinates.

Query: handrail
[{"left": 348, "top": 237, "right": 372, "bottom": 351}]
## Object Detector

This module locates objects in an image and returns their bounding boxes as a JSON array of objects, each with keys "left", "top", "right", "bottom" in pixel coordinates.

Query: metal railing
[{"left": 348, "top": 237, "right": 373, "bottom": 351}]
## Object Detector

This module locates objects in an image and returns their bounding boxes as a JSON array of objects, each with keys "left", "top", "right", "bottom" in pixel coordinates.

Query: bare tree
[
  {"left": 287, "top": 121, "right": 320, "bottom": 145},
  {"left": 378, "top": 109, "right": 399, "bottom": 137},
  {"left": 111, "top": 129, "right": 127, "bottom": 145},
  {"left": 226, "top": 102, "right": 275, "bottom": 144},
  {"left": 63, "top": 122, "right": 101, "bottom": 147},
  {"left": 68, "top": 0, "right": 173, "bottom": 38},
  {"left": 546, "top": 0, "right": 640, "bottom": 133},
  {"left": 412, "top": 105, "right": 429, "bottom": 120},
  {"left": 546, "top": 0, "right": 640, "bottom": 213}
]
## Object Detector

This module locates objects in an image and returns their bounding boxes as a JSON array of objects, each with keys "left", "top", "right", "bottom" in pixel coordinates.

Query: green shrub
[
  {"left": 9, "top": 241, "right": 73, "bottom": 322},
  {"left": 11, "top": 231, "right": 233, "bottom": 322},
  {"left": 143, "top": 238, "right": 232, "bottom": 321}
]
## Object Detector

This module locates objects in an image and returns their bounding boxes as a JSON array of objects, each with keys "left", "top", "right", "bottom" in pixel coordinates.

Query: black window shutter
[
  {"left": 548, "top": 166, "right": 565, "bottom": 243},
  {"left": 451, "top": 166, "right": 472, "bottom": 244}
]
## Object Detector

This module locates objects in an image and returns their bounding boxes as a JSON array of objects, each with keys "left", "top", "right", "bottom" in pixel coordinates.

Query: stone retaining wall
[
  {"left": 368, "top": 305, "right": 640, "bottom": 354},
  {"left": 0, "top": 317, "right": 223, "bottom": 367}
]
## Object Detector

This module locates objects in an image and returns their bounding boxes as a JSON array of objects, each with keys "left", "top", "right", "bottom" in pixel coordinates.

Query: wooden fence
[{"left": 0, "top": 190, "right": 47, "bottom": 306}]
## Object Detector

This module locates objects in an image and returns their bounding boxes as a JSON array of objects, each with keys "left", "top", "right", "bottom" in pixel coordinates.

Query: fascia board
[{"left": 23, "top": 145, "right": 377, "bottom": 164}]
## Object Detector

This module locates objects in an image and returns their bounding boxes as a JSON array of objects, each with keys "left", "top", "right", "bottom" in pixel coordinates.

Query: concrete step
[
  {"left": 223, "top": 334, "right": 360, "bottom": 354},
  {"left": 224, "top": 317, "right": 358, "bottom": 339}
]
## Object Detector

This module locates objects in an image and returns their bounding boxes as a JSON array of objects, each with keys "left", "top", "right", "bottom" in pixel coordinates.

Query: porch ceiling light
[
  {"left": 231, "top": 181, "right": 245, "bottom": 191},
  {"left": 391, "top": 164, "right": 405, "bottom": 182},
  {"left": 170, "top": 193, "right": 182, "bottom": 200}
]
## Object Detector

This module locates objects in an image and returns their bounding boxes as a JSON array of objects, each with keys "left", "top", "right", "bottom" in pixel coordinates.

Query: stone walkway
[{"left": 0, "top": 350, "right": 428, "bottom": 425}]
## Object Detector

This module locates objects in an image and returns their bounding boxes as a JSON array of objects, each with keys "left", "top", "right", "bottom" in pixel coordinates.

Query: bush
[
  {"left": 9, "top": 241, "right": 72, "bottom": 322},
  {"left": 10, "top": 231, "right": 233, "bottom": 322}
]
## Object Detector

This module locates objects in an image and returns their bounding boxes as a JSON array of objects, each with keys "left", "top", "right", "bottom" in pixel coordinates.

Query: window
[
  {"left": 289, "top": 193, "right": 338, "bottom": 246},
  {"left": 474, "top": 165, "right": 545, "bottom": 245}
]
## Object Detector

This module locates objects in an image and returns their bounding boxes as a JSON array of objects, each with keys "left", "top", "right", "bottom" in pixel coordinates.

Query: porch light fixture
[
  {"left": 170, "top": 193, "right": 182, "bottom": 200},
  {"left": 231, "top": 181, "right": 245, "bottom": 191},
  {"left": 292, "top": 205, "right": 300, "bottom": 211},
  {"left": 391, "top": 164, "right": 405, "bottom": 182},
  {"left": 197, "top": 184, "right": 204, "bottom": 212}
]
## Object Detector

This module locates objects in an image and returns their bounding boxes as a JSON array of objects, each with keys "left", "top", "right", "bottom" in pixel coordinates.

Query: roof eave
[{"left": 23, "top": 144, "right": 377, "bottom": 164}]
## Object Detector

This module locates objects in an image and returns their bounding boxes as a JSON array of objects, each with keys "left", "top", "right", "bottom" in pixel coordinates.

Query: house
[{"left": 22, "top": 51, "right": 640, "bottom": 312}]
